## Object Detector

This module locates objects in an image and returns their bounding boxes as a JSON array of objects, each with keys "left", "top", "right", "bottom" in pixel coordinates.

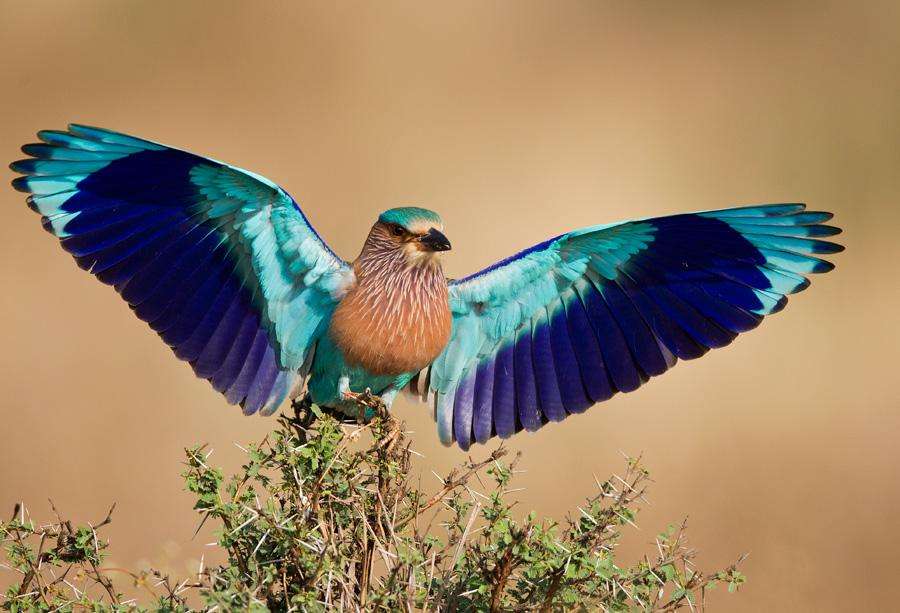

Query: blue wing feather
[
  {"left": 594, "top": 274, "right": 669, "bottom": 378},
  {"left": 472, "top": 358, "right": 496, "bottom": 443},
  {"left": 12, "top": 124, "right": 352, "bottom": 415},
  {"left": 532, "top": 309, "right": 566, "bottom": 422},
  {"left": 547, "top": 301, "right": 589, "bottom": 416},
  {"left": 580, "top": 278, "right": 646, "bottom": 391},
  {"left": 513, "top": 326, "right": 541, "bottom": 432},
  {"left": 563, "top": 289, "right": 614, "bottom": 404},
  {"left": 492, "top": 342, "right": 517, "bottom": 439}
]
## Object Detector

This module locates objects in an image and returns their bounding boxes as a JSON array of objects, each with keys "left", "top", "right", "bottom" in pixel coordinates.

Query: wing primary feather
[
  {"left": 549, "top": 298, "right": 593, "bottom": 414},
  {"left": 563, "top": 288, "right": 615, "bottom": 403},
  {"left": 531, "top": 308, "right": 566, "bottom": 422},
  {"left": 492, "top": 342, "right": 517, "bottom": 439},
  {"left": 514, "top": 325, "right": 541, "bottom": 432},
  {"left": 625, "top": 258, "right": 737, "bottom": 349},
  {"left": 576, "top": 277, "right": 645, "bottom": 392}
]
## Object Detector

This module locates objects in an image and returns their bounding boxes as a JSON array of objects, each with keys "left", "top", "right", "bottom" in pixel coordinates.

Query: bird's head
[{"left": 362, "top": 206, "right": 451, "bottom": 266}]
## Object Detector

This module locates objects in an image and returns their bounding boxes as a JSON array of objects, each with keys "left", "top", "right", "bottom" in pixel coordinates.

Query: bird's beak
[{"left": 419, "top": 227, "right": 452, "bottom": 252}]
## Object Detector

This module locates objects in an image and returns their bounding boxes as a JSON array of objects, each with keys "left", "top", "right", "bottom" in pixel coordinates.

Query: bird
[{"left": 10, "top": 125, "right": 843, "bottom": 450}]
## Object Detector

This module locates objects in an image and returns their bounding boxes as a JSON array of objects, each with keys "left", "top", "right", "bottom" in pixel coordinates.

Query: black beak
[{"left": 419, "top": 227, "right": 452, "bottom": 252}]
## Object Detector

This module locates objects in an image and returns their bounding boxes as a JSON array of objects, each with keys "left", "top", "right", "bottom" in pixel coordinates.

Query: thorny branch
[{"left": 1, "top": 393, "right": 746, "bottom": 610}]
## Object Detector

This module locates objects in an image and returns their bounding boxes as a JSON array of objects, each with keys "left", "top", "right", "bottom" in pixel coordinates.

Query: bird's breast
[{"left": 328, "top": 266, "right": 451, "bottom": 377}]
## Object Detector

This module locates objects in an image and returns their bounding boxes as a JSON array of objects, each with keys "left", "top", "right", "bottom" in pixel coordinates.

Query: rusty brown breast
[{"left": 329, "top": 225, "right": 451, "bottom": 376}]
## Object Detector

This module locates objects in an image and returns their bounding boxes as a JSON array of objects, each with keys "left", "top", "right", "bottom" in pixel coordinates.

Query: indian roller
[{"left": 10, "top": 125, "right": 843, "bottom": 450}]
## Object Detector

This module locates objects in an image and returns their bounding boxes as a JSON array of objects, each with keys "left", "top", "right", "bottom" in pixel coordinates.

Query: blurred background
[{"left": 1, "top": 1, "right": 898, "bottom": 610}]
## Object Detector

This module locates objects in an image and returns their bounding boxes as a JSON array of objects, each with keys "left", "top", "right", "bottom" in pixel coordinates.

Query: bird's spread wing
[
  {"left": 414, "top": 204, "right": 842, "bottom": 449},
  {"left": 12, "top": 124, "right": 353, "bottom": 415}
]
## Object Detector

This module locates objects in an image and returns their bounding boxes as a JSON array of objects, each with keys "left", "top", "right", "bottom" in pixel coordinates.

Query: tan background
[{"left": 1, "top": 1, "right": 898, "bottom": 610}]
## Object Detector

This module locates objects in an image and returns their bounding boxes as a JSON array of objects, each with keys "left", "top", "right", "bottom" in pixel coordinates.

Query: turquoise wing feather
[
  {"left": 11, "top": 124, "right": 353, "bottom": 415},
  {"left": 418, "top": 204, "right": 842, "bottom": 449}
]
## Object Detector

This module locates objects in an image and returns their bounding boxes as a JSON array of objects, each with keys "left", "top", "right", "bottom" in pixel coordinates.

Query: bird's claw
[{"left": 342, "top": 388, "right": 389, "bottom": 421}]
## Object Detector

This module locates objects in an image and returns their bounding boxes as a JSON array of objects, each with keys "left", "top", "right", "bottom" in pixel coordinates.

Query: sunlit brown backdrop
[{"left": 1, "top": 1, "right": 898, "bottom": 610}]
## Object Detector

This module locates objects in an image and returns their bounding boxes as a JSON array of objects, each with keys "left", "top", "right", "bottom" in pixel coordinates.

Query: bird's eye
[{"left": 391, "top": 224, "right": 405, "bottom": 237}]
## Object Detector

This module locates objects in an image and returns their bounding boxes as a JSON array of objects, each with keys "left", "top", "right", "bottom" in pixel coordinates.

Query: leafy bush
[{"left": 1, "top": 400, "right": 745, "bottom": 611}]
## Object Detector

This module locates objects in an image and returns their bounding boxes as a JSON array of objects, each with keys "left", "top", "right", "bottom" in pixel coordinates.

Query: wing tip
[
  {"left": 816, "top": 241, "right": 845, "bottom": 255},
  {"left": 769, "top": 294, "right": 789, "bottom": 314},
  {"left": 9, "top": 159, "right": 32, "bottom": 174},
  {"left": 36, "top": 129, "right": 66, "bottom": 144},
  {"left": 790, "top": 276, "right": 811, "bottom": 294},
  {"left": 812, "top": 259, "right": 836, "bottom": 274},
  {"left": 11, "top": 175, "right": 32, "bottom": 193}
]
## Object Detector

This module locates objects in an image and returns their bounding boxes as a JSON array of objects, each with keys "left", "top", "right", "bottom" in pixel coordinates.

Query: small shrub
[{"left": 1, "top": 401, "right": 745, "bottom": 611}]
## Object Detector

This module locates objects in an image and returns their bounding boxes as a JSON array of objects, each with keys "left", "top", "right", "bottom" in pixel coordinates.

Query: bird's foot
[
  {"left": 341, "top": 389, "right": 402, "bottom": 452},
  {"left": 286, "top": 394, "right": 317, "bottom": 441},
  {"left": 342, "top": 388, "right": 390, "bottom": 421}
]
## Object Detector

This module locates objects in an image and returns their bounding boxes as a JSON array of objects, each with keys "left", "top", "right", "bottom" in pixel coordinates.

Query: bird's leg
[{"left": 338, "top": 375, "right": 351, "bottom": 397}]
